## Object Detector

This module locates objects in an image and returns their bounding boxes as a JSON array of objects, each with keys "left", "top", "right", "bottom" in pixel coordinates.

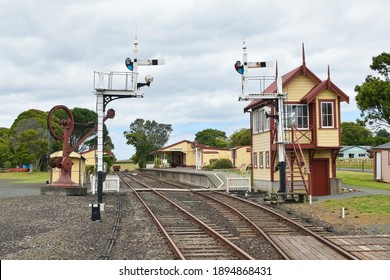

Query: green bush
[
  {"left": 201, "top": 164, "right": 212, "bottom": 171},
  {"left": 210, "top": 158, "right": 233, "bottom": 169},
  {"left": 138, "top": 160, "right": 146, "bottom": 168},
  {"left": 154, "top": 158, "right": 163, "bottom": 168},
  {"left": 85, "top": 165, "right": 95, "bottom": 174}
]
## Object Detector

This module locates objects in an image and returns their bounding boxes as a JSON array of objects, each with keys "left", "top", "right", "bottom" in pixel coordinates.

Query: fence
[
  {"left": 91, "top": 174, "right": 120, "bottom": 194},
  {"left": 336, "top": 158, "right": 374, "bottom": 172},
  {"left": 225, "top": 174, "right": 251, "bottom": 193}
]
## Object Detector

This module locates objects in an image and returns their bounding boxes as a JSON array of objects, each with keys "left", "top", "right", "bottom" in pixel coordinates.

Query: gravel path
[{"left": 0, "top": 182, "right": 173, "bottom": 260}]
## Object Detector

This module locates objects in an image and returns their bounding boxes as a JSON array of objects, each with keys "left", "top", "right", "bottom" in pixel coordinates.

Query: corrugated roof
[
  {"left": 340, "top": 146, "right": 372, "bottom": 152},
  {"left": 373, "top": 142, "right": 390, "bottom": 150}
]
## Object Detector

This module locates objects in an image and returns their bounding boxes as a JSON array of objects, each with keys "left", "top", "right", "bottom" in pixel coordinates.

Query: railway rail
[
  {"left": 119, "top": 172, "right": 255, "bottom": 260},
  {"left": 116, "top": 171, "right": 359, "bottom": 260},
  {"left": 100, "top": 194, "right": 123, "bottom": 259}
]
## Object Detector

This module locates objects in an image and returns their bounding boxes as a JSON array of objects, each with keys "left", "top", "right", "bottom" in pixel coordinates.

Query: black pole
[
  {"left": 97, "top": 171, "right": 104, "bottom": 203},
  {"left": 278, "top": 161, "right": 286, "bottom": 193},
  {"left": 91, "top": 171, "right": 104, "bottom": 221}
]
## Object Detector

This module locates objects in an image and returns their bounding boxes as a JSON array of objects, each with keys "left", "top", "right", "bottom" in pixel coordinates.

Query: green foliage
[
  {"left": 210, "top": 158, "right": 233, "bottom": 169},
  {"left": 341, "top": 122, "right": 390, "bottom": 146},
  {"left": 341, "top": 122, "right": 373, "bottom": 145},
  {"left": 123, "top": 119, "right": 172, "bottom": 167},
  {"left": 8, "top": 109, "right": 52, "bottom": 171},
  {"left": 85, "top": 165, "right": 95, "bottom": 174},
  {"left": 370, "top": 52, "right": 390, "bottom": 81},
  {"left": 194, "top": 128, "right": 250, "bottom": 148},
  {"left": 229, "top": 128, "right": 250, "bottom": 147},
  {"left": 0, "top": 128, "right": 12, "bottom": 168},
  {"left": 195, "top": 128, "right": 228, "bottom": 148},
  {"left": 154, "top": 158, "right": 163, "bottom": 168},
  {"left": 103, "top": 153, "right": 116, "bottom": 171},
  {"left": 355, "top": 52, "right": 390, "bottom": 128},
  {"left": 0, "top": 107, "right": 116, "bottom": 171}
]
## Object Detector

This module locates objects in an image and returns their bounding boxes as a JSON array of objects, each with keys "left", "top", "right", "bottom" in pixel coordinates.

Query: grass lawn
[
  {"left": 0, "top": 172, "right": 50, "bottom": 184},
  {"left": 321, "top": 195, "right": 390, "bottom": 216},
  {"left": 317, "top": 195, "right": 390, "bottom": 230},
  {"left": 337, "top": 170, "right": 390, "bottom": 191},
  {"left": 312, "top": 171, "right": 390, "bottom": 230}
]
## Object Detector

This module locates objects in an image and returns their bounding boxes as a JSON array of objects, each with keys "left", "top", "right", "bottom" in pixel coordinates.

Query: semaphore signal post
[
  {"left": 92, "top": 36, "right": 164, "bottom": 221},
  {"left": 235, "top": 42, "right": 288, "bottom": 197}
]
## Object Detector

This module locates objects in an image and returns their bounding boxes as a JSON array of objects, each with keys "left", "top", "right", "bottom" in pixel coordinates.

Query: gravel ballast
[{"left": 0, "top": 183, "right": 172, "bottom": 260}]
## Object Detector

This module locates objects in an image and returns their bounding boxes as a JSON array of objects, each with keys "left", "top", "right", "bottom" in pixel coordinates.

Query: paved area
[
  {"left": 0, "top": 181, "right": 42, "bottom": 197},
  {"left": 316, "top": 185, "right": 390, "bottom": 201}
]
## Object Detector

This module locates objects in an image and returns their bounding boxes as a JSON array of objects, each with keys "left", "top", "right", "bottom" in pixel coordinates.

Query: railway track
[
  {"left": 119, "top": 172, "right": 254, "bottom": 260},
  {"left": 114, "top": 171, "right": 359, "bottom": 260}
]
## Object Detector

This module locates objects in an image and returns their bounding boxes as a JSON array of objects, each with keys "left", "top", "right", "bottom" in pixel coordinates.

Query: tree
[
  {"left": 229, "top": 128, "right": 250, "bottom": 147},
  {"left": 341, "top": 122, "right": 373, "bottom": 145},
  {"left": 9, "top": 110, "right": 55, "bottom": 171},
  {"left": 376, "top": 129, "right": 390, "bottom": 138},
  {"left": 0, "top": 128, "right": 13, "bottom": 168},
  {"left": 355, "top": 52, "right": 390, "bottom": 129},
  {"left": 123, "top": 119, "right": 172, "bottom": 168},
  {"left": 372, "top": 129, "right": 390, "bottom": 146},
  {"left": 194, "top": 128, "right": 228, "bottom": 148}
]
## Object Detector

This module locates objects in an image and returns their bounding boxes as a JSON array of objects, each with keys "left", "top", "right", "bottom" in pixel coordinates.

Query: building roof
[
  {"left": 80, "top": 149, "right": 114, "bottom": 156},
  {"left": 50, "top": 151, "right": 85, "bottom": 159},
  {"left": 301, "top": 66, "right": 349, "bottom": 103},
  {"left": 244, "top": 45, "right": 349, "bottom": 112},
  {"left": 155, "top": 140, "right": 192, "bottom": 151},
  {"left": 340, "top": 146, "right": 372, "bottom": 152},
  {"left": 372, "top": 142, "right": 390, "bottom": 150},
  {"left": 230, "top": 145, "right": 251, "bottom": 150},
  {"left": 153, "top": 139, "right": 232, "bottom": 154}
]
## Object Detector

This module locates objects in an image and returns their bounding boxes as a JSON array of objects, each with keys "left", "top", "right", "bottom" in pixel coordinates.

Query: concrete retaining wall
[{"left": 139, "top": 168, "right": 223, "bottom": 189}]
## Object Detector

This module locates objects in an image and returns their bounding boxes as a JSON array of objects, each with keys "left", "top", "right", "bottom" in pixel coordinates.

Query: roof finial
[
  {"left": 327, "top": 65, "right": 331, "bottom": 89},
  {"left": 302, "top": 42, "right": 307, "bottom": 75}
]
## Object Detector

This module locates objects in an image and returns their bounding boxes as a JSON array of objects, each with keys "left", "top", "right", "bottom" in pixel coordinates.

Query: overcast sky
[{"left": 1, "top": 0, "right": 389, "bottom": 160}]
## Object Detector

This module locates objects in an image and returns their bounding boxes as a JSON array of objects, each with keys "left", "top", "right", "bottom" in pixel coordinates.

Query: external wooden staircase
[{"left": 284, "top": 125, "right": 311, "bottom": 202}]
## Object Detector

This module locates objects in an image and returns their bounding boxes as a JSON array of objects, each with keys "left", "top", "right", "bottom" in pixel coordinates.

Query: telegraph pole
[{"left": 92, "top": 36, "right": 164, "bottom": 221}]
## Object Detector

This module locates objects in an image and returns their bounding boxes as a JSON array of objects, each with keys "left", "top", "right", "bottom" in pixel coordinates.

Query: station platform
[{"left": 138, "top": 167, "right": 233, "bottom": 190}]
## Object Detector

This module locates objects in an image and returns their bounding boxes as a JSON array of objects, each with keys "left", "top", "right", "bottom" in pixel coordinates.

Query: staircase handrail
[{"left": 291, "top": 124, "right": 311, "bottom": 194}]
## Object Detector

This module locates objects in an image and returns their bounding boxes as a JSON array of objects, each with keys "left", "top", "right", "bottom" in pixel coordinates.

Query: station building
[
  {"left": 80, "top": 149, "right": 115, "bottom": 171},
  {"left": 152, "top": 140, "right": 250, "bottom": 169},
  {"left": 231, "top": 145, "right": 251, "bottom": 169}
]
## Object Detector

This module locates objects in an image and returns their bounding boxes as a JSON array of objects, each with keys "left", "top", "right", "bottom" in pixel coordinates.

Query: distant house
[
  {"left": 338, "top": 146, "right": 372, "bottom": 159},
  {"left": 80, "top": 149, "right": 114, "bottom": 169},
  {"left": 373, "top": 142, "right": 390, "bottom": 182}
]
